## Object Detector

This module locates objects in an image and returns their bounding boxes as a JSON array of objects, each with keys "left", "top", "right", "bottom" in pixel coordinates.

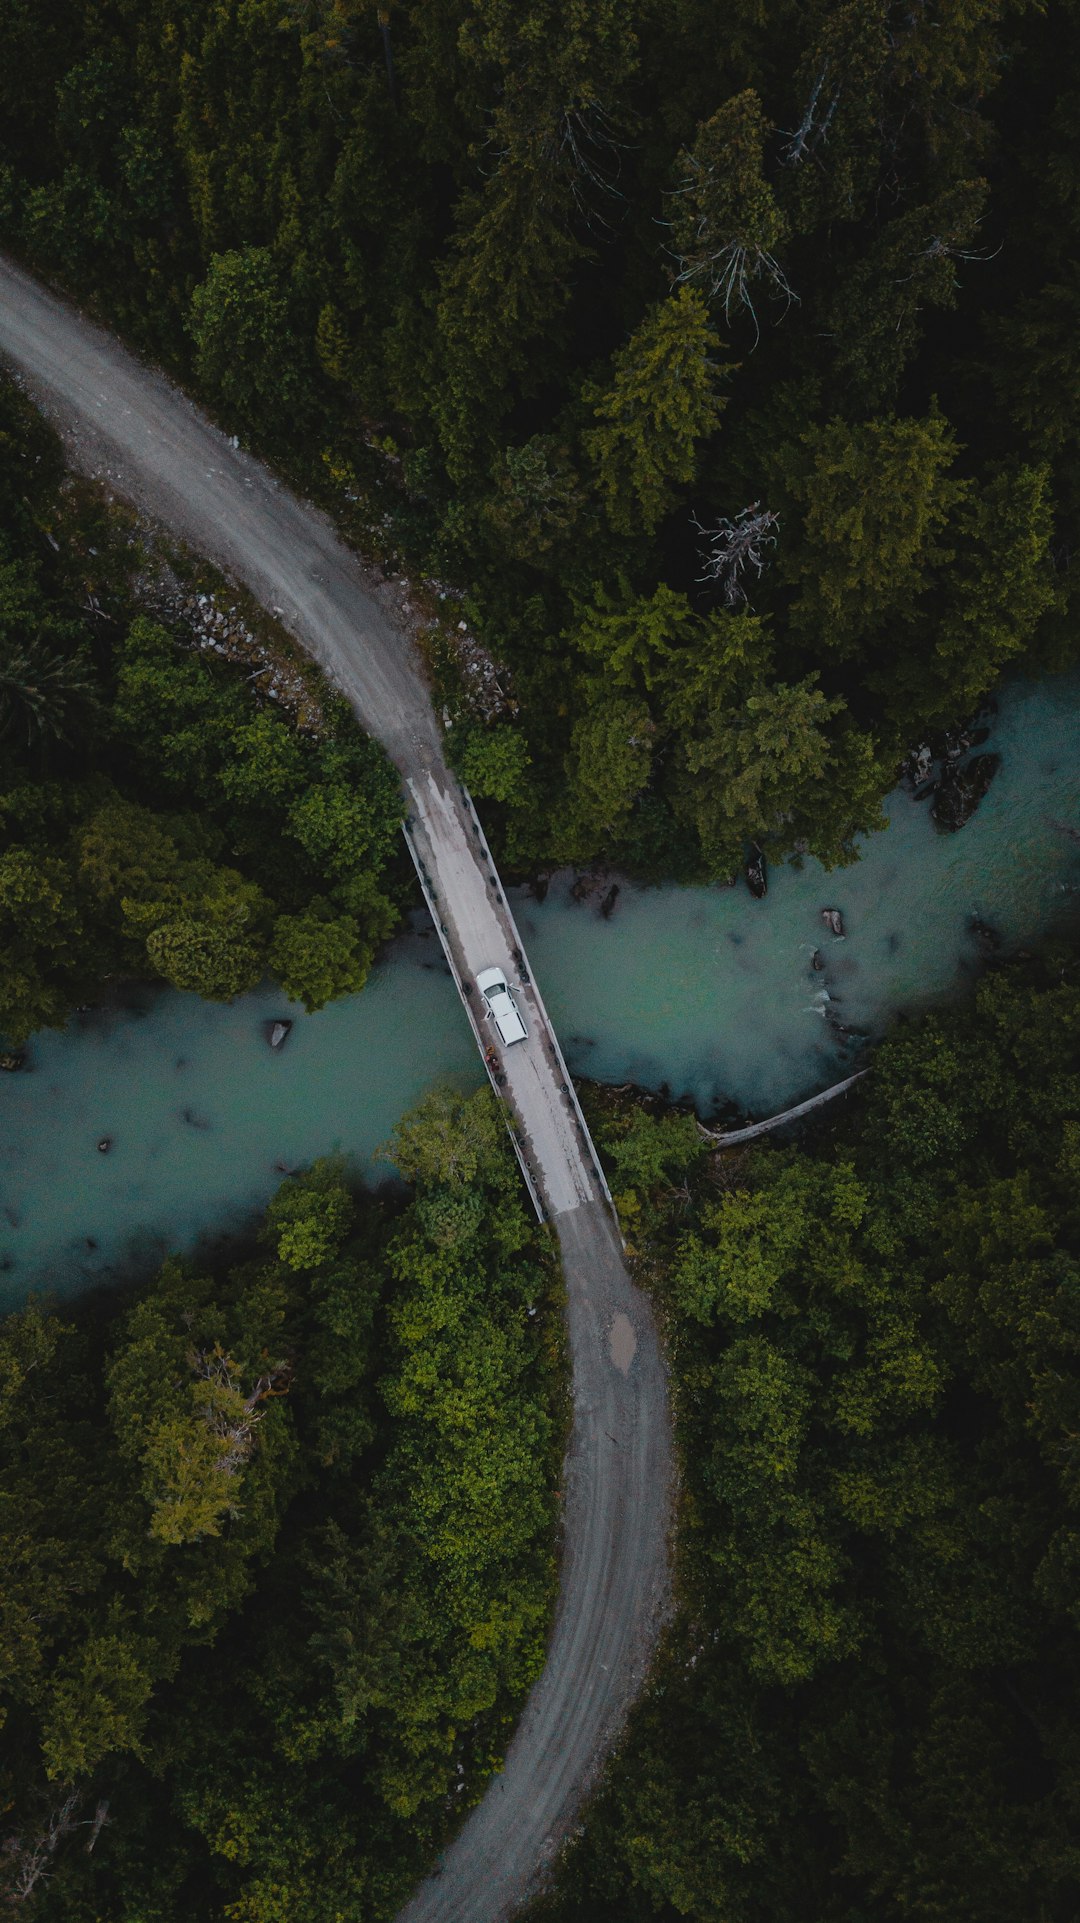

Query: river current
[{"left": 3, "top": 672, "right": 1079, "bottom": 1306}]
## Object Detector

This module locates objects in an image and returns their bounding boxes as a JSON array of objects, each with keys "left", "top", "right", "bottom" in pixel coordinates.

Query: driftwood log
[{"left": 699, "top": 1068, "right": 870, "bottom": 1147}]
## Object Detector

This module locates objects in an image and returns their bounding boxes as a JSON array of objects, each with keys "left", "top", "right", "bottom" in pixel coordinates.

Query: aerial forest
[
  {"left": 541, "top": 951, "right": 1080, "bottom": 1922},
  {"left": 2, "top": 0, "right": 1078, "bottom": 879},
  {"left": 0, "top": 1088, "right": 564, "bottom": 1919},
  {"left": 2, "top": 0, "right": 1080, "bottom": 1919},
  {"left": 0, "top": 377, "right": 404, "bottom": 1041}
]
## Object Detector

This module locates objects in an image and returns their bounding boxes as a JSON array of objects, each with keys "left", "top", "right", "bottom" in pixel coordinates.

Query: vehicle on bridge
[{"left": 476, "top": 965, "right": 528, "bottom": 1047}]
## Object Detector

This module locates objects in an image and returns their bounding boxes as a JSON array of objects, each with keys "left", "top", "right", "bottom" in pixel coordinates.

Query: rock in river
[
  {"left": 267, "top": 1019, "right": 293, "bottom": 1050},
  {"left": 745, "top": 848, "right": 767, "bottom": 899},
  {"left": 932, "top": 752, "right": 1001, "bottom": 831},
  {"left": 969, "top": 916, "right": 1001, "bottom": 952},
  {"left": 821, "top": 908, "right": 845, "bottom": 937}
]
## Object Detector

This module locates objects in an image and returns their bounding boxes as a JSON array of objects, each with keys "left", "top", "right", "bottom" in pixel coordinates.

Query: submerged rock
[
  {"left": 932, "top": 752, "right": 1001, "bottom": 831},
  {"left": 267, "top": 1019, "right": 293, "bottom": 1050},
  {"left": 600, "top": 884, "right": 620, "bottom": 920},
  {"left": 745, "top": 848, "right": 767, "bottom": 899},
  {"left": 0, "top": 1051, "right": 26, "bottom": 1072},
  {"left": 811, "top": 948, "right": 824, "bottom": 971},
  {"left": 969, "top": 916, "right": 1001, "bottom": 952}
]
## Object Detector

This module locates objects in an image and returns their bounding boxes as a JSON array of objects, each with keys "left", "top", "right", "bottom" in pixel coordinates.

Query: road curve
[{"left": 0, "top": 255, "right": 673, "bottom": 1922}]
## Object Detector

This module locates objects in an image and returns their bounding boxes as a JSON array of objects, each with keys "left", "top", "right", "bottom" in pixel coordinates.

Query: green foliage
[
  {"left": 827, "top": 180, "right": 989, "bottom": 409},
  {"left": 542, "top": 952, "right": 1080, "bottom": 1923},
  {"left": 0, "top": 0, "right": 1074, "bottom": 875},
  {"left": 0, "top": 393, "right": 402, "bottom": 1039},
  {"left": 265, "top": 1160, "right": 355, "bottom": 1272},
  {"left": 0, "top": 845, "right": 84, "bottom": 1040},
  {"left": 558, "top": 690, "right": 654, "bottom": 855},
  {"left": 189, "top": 247, "right": 310, "bottom": 429},
  {"left": 388, "top": 1081, "right": 512, "bottom": 1193},
  {"left": 670, "top": 91, "right": 792, "bottom": 329},
  {"left": 269, "top": 904, "right": 372, "bottom": 1010},
  {"left": 777, "top": 409, "right": 964, "bottom": 658},
  {"left": 0, "top": 559, "right": 99, "bottom": 751},
  {"left": 452, "top": 724, "right": 533, "bottom": 805},
  {"left": 42, "top": 1629, "right": 155, "bottom": 1781},
  {"left": 0, "top": 1107, "right": 561, "bottom": 1917},
  {"left": 677, "top": 675, "right": 844, "bottom": 873},
  {"left": 564, "top": 587, "right": 888, "bottom": 873},
  {"left": 583, "top": 290, "right": 728, "bottom": 535}
]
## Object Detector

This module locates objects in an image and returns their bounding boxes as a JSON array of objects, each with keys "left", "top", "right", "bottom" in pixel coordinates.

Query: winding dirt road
[{"left": 0, "top": 255, "right": 672, "bottom": 1922}]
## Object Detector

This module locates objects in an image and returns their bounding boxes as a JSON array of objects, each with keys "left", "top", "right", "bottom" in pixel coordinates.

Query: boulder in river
[
  {"left": 745, "top": 848, "right": 767, "bottom": 899},
  {"left": 811, "top": 948, "right": 824, "bottom": 972},
  {"left": 932, "top": 752, "right": 1001, "bottom": 831},
  {"left": 0, "top": 1051, "right": 26, "bottom": 1072},
  {"left": 600, "top": 884, "right": 620, "bottom": 920},
  {"left": 968, "top": 916, "right": 1001, "bottom": 952},
  {"left": 267, "top": 1019, "right": 293, "bottom": 1050},
  {"left": 821, "top": 908, "right": 845, "bottom": 937}
]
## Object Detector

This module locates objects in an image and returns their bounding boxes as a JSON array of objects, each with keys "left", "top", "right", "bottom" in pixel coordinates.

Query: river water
[{"left": 3, "top": 672, "right": 1079, "bottom": 1305}]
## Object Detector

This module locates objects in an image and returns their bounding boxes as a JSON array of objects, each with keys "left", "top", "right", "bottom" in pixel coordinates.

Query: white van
[{"left": 476, "top": 965, "right": 528, "bottom": 1047}]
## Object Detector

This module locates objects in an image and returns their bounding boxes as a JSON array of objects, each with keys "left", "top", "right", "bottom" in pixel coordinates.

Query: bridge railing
[
  {"left": 400, "top": 815, "right": 547, "bottom": 1224},
  {"left": 457, "top": 785, "right": 624, "bottom": 1242}
]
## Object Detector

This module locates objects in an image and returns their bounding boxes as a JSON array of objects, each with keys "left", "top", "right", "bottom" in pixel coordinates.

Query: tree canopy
[
  {"left": 0, "top": 382, "right": 402, "bottom": 1042},
  {"left": 0, "top": 1089, "right": 562, "bottom": 1920},
  {"left": 0, "top": 0, "right": 1074, "bottom": 881},
  {"left": 541, "top": 949, "right": 1080, "bottom": 1923}
]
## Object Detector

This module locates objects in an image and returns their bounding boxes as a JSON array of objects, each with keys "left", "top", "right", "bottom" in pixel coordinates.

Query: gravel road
[{"left": 0, "top": 254, "right": 673, "bottom": 1921}]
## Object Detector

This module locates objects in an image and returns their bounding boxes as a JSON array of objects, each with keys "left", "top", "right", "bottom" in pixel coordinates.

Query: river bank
[{"left": 3, "top": 669, "right": 1079, "bottom": 1306}]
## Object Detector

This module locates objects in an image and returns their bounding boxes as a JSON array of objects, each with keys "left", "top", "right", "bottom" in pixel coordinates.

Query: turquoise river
[{"left": 3, "top": 671, "right": 1079, "bottom": 1307}]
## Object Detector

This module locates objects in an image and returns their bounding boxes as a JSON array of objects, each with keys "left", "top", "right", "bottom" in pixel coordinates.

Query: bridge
[{"left": 0, "top": 254, "right": 672, "bottom": 1923}]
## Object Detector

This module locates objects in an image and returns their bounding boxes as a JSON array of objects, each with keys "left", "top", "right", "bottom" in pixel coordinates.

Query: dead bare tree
[
  {"left": 481, "top": 98, "right": 633, "bottom": 238},
  {"left": 666, "top": 93, "right": 798, "bottom": 344},
  {"left": 671, "top": 169, "right": 797, "bottom": 340},
  {"left": 911, "top": 225, "right": 1002, "bottom": 271},
  {"left": 2, "top": 1792, "right": 84, "bottom": 1903},
  {"left": 190, "top": 1346, "right": 290, "bottom": 1479},
  {"left": 692, "top": 502, "right": 780, "bottom": 607},
  {"left": 780, "top": 63, "right": 842, "bottom": 166},
  {"left": 84, "top": 1802, "right": 110, "bottom": 1856}
]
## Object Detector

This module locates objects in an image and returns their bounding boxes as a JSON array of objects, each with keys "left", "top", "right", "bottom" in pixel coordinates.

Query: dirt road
[{"left": 0, "top": 255, "right": 672, "bottom": 1921}]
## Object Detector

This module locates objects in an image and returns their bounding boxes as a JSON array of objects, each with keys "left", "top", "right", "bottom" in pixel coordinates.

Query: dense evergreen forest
[
  {"left": 537, "top": 950, "right": 1080, "bottom": 1921},
  {"left": 3, "top": 2, "right": 1080, "bottom": 1918},
  {"left": 2, "top": 0, "right": 1078, "bottom": 876},
  {"left": 0, "top": 1086, "right": 563, "bottom": 1919},
  {"left": 0, "top": 377, "right": 402, "bottom": 1041}
]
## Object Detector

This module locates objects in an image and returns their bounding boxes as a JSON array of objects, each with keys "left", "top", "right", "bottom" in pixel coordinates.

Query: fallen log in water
[{"left": 699, "top": 1068, "right": 870, "bottom": 1147}]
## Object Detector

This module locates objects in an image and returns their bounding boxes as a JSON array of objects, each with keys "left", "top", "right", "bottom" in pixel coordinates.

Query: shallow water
[
  {"left": 0, "top": 924, "right": 477, "bottom": 1307},
  {"left": 520, "top": 673, "right": 1080, "bottom": 1116},
  {"left": 3, "top": 672, "right": 1079, "bottom": 1302}
]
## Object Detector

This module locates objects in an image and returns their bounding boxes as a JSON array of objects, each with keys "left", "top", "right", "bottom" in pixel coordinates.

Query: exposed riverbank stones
[
  {"left": 932, "top": 752, "right": 1001, "bottom": 831},
  {"left": 144, "top": 572, "right": 326, "bottom": 732},
  {"left": 745, "top": 848, "right": 767, "bottom": 898}
]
